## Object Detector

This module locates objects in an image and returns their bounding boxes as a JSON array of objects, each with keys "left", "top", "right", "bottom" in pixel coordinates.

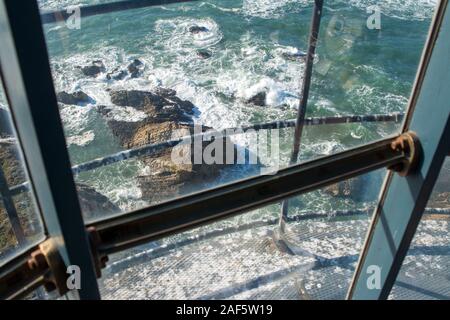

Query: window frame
[{"left": 0, "top": 0, "right": 448, "bottom": 300}]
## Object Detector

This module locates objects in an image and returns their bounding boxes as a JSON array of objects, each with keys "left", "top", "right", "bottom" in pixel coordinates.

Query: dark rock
[
  {"left": 197, "top": 49, "right": 212, "bottom": 59},
  {"left": 281, "top": 51, "right": 307, "bottom": 62},
  {"left": 56, "top": 91, "right": 93, "bottom": 105},
  {"left": 109, "top": 90, "right": 195, "bottom": 122},
  {"left": 127, "top": 59, "right": 143, "bottom": 79},
  {"left": 246, "top": 91, "right": 266, "bottom": 107},
  {"left": 189, "top": 26, "right": 209, "bottom": 34},
  {"left": 76, "top": 184, "right": 120, "bottom": 219},
  {"left": 0, "top": 108, "right": 13, "bottom": 138},
  {"left": 81, "top": 61, "right": 105, "bottom": 77},
  {"left": 96, "top": 105, "right": 111, "bottom": 116},
  {"left": 107, "top": 69, "right": 127, "bottom": 81},
  {"left": 154, "top": 87, "right": 177, "bottom": 97},
  {"left": 99, "top": 89, "right": 240, "bottom": 203}
]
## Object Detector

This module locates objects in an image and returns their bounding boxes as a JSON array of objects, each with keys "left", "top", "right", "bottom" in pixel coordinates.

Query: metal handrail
[{"left": 3, "top": 113, "right": 404, "bottom": 199}]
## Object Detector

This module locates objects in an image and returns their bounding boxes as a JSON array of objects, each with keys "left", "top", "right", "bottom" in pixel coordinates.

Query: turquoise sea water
[{"left": 34, "top": 0, "right": 436, "bottom": 218}]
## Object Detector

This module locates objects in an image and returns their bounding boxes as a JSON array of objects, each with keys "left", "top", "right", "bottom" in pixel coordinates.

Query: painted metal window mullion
[
  {"left": 347, "top": 0, "right": 450, "bottom": 300},
  {"left": 0, "top": 0, "right": 100, "bottom": 299}
]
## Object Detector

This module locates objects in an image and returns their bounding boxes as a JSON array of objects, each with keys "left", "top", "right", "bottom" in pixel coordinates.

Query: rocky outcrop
[
  {"left": 107, "top": 68, "right": 127, "bottom": 81},
  {"left": 109, "top": 90, "right": 195, "bottom": 124},
  {"left": 76, "top": 184, "right": 120, "bottom": 219},
  {"left": 78, "top": 59, "right": 145, "bottom": 81},
  {"left": 197, "top": 49, "right": 212, "bottom": 59},
  {"left": 246, "top": 92, "right": 266, "bottom": 107},
  {"left": 80, "top": 60, "right": 106, "bottom": 77},
  {"left": 127, "top": 59, "right": 143, "bottom": 78},
  {"left": 281, "top": 51, "right": 307, "bottom": 62},
  {"left": 100, "top": 89, "right": 238, "bottom": 203},
  {"left": 189, "top": 26, "right": 209, "bottom": 34},
  {"left": 57, "top": 91, "right": 93, "bottom": 105}
]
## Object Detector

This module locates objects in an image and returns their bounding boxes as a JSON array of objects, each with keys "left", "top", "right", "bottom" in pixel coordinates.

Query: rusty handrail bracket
[
  {"left": 87, "top": 227, "right": 109, "bottom": 278},
  {"left": 388, "top": 131, "right": 421, "bottom": 177},
  {"left": 28, "top": 239, "right": 68, "bottom": 296}
]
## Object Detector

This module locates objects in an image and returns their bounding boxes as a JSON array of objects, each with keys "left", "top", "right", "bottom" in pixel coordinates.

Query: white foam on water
[
  {"left": 242, "top": 0, "right": 308, "bottom": 19},
  {"left": 59, "top": 104, "right": 94, "bottom": 134},
  {"left": 154, "top": 17, "right": 223, "bottom": 49},
  {"left": 241, "top": 0, "right": 437, "bottom": 21},
  {"left": 40, "top": 1, "right": 436, "bottom": 221},
  {"left": 67, "top": 130, "right": 95, "bottom": 146},
  {"left": 348, "top": 84, "right": 409, "bottom": 114},
  {"left": 38, "top": 0, "right": 109, "bottom": 10},
  {"left": 340, "top": 0, "right": 438, "bottom": 21}
]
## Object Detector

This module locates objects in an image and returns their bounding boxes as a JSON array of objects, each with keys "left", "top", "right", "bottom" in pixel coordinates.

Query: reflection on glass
[
  {"left": 389, "top": 158, "right": 450, "bottom": 300},
  {"left": 38, "top": 1, "right": 436, "bottom": 221},
  {"left": 98, "top": 169, "right": 386, "bottom": 299},
  {"left": 0, "top": 82, "right": 44, "bottom": 266}
]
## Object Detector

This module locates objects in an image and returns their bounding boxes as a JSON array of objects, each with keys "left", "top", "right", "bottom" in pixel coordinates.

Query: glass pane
[
  {"left": 38, "top": 1, "right": 437, "bottom": 222},
  {"left": 389, "top": 158, "right": 450, "bottom": 300},
  {"left": 0, "top": 81, "right": 45, "bottom": 266},
  {"left": 98, "top": 169, "right": 386, "bottom": 300}
]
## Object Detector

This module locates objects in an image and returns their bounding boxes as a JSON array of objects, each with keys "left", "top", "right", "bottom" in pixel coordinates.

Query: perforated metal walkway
[{"left": 98, "top": 213, "right": 450, "bottom": 300}]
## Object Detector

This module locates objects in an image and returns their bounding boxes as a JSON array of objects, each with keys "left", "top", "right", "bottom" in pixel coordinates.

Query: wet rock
[
  {"left": 281, "top": 51, "right": 307, "bottom": 62},
  {"left": 76, "top": 184, "right": 120, "bottom": 219},
  {"left": 127, "top": 59, "right": 143, "bottom": 78},
  {"left": 107, "top": 68, "right": 127, "bottom": 81},
  {"left": 80, "top": 60, "right": 106, "bottom": 77},
  {"left": 0, "top": 108, "right": 13, "bottom": 138},
  {"left": 246, "top": 91, "right": 266, "bottom": 107},
  {"left": 154, "top": 87, "right": 177, "bottom": 98},
  {"left": 109, "top": 90, "right": 195, "bottom": 122},
  {"left": 96, "top": 105, "right": 111, "bottom": 117},
  {"left": 197, "top": 49, "right": 212, "bottom": 59},
  {"left": 189, "top": 26, "right": 209, "bottom": 34},
  {"left": 101, "top": 88, "right": 239, "bottom": 203},
  {"left": 56, "top": 91, "right": 93, "bottom": 105}
]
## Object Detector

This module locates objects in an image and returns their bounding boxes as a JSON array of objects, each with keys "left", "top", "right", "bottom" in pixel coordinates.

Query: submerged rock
[
  {"left": 196, "top": 49, "right": 212, "bottom": 59},
  {"left": 246, "top": 91, "right": 267, "bottom": 107},
  {"left": 189, "top": 26, "right": 209, "bottom": 34},
  {"left": 281, "top": 51, "right": 307, "bottom": 62},
  {"left": 106, "top": 68, "right": 127, "bottom": 81},
  {"left": 80, "top": 60, "right": 106, "bottom": 77},
  {"left": 57, "top": 91, "right": 93, "bottom": 105},
  {"left": 127, "top": 59, "right": 143, "bottom": 78}
]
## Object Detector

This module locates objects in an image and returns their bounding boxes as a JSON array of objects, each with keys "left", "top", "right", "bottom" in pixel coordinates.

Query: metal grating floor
[{"left": 98, "top": 214, "right": 450, "bottom": 300}]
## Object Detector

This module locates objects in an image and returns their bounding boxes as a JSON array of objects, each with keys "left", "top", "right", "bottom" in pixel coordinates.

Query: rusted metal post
[
  {"left": 278, "top": 0, "right": 324, "bottom": 243},
  {"left": 0, "top": 165, "right": 26, "bottom": 245}
]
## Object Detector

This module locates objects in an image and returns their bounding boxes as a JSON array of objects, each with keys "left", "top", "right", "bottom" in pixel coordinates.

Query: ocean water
[{"left": 34, "top": 0, "right": 436, "bottom": 218}]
